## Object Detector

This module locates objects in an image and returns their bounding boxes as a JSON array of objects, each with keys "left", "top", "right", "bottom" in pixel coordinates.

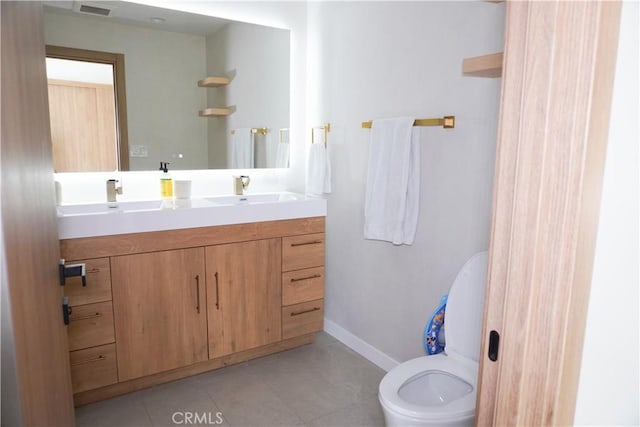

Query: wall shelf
[
  {"left": 197, "top": 76, "right": 230, "bottom": 87},
  {"left": 198, "top": 108, "right": 231, "bottom": 117},
  {"left": 462, "top": 52, "right": 503, "bottom": 78}
]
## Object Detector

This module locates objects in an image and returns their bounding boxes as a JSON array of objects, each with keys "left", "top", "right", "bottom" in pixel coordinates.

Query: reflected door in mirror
[{"left": 48, "top": 78, "right": 117, "bottom": 172}]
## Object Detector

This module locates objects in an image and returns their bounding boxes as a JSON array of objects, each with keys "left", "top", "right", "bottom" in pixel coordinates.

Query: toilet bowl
[{"left": 379, "top": 251, "right": 489, "bottom": 426}]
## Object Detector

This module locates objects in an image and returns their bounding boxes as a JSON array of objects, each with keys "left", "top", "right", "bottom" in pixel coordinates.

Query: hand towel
[
  {"left": 275, "top": 141, "right": 290, "bottom": 168},
  {"left": 306, "top": 142, "right": 332, "bottom": 195},
  {"left": 231, "top": 128, "right": 254, "bottom": 168},
  {"left": 364, "top": 117, "right": 420, "bottom": 245}
]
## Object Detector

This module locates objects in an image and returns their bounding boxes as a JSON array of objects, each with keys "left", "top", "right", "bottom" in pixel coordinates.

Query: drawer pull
[
  {"left": 70, "top": 312, "right": 102, "bottom": 322},
  {"left": 291, "top": 274, "right": 322, "bottom": 283},
  {"left": 87, "top": 268, "right": 101, "bottom": 274},
  {"left": 290, "top": 307, "right": 321, "bottom": 317},
  {"left": 290, "top": 240, "right": 322, "bottom": 247},
  {"left": 71, "top": 355, "right": 106, "bottom": 366}
]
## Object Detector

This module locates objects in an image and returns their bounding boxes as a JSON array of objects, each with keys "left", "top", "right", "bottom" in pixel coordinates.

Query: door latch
[
  {"left": 488, "top": 330, "right": 500, "bottom": 362},
  {"left": 59, "top": 259, "right": 86, "bottom": 286},
  {"left": 62, "top": 296, "right": 72, "bottom": 325}
]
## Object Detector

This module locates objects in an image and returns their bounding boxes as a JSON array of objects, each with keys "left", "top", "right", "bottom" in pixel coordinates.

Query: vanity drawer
[
  {"left": 70, "top": 343, "right": 118, "bottom": 393},
  {"left": 282, "top": 233, "right": 325, "bottom": 271},
  {"left": 68, "top": 301, "right": 115, "bottom": 351},
  {"left": 64, "top": 257, "right": 112, "bottom": 306},
  {"left": 282, "top": 299, "right": 324, "bottom": 339},
  {"left": 282, "top": 267, "right": 324, "bottom": 306}
]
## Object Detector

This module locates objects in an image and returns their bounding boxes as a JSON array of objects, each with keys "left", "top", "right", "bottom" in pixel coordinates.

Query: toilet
[{"left": 378, "top": 251, "right": 489, "bottom": 427}]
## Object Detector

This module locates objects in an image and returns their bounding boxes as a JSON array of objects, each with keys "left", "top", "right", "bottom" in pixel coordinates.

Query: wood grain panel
[
  {"left": 282, "top": 300, "right": 324, "bottom": 339},
  {"left": 282, "top": 267, "right": 324, "bottom": 306},
  {"left": 67, "top": 301, "right": 115, "bottom": 351},
  {"left": 476, "top": 1, "right": 622, "bottom": 425},
  {"left": 64, "top": 257, "right": 112, "bottom": 306},
  {"left": 69, "top": 343, "right": 118, "bottom": 393},
  {"left": 111, "top": 247, "right": 207, "bottom": 381},
  {"left": 48, "top": 80, "right": 118, "bottom": 172},
  {"left": 60, "top": 217, "right": 325, "bottom": 261},
  {"left": 206, "top": 239, "right": 282, "bottom": 358},
  {"left": 282, "top": 233, "right": 325, "bottom": 271},
  {"left": 1, "top": 3, "right": 75, "bottom": 424}
]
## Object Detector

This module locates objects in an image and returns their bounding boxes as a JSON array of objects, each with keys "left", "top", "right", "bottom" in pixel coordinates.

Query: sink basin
[
  {"left": 57, "top": 192, "right": 326, "bottom": 239},
  {"left": 57, "top": 200, "right": 163, "bottom": 216},
  {"left": 205, "top": 192, "right": 299, "bottom": 205}
]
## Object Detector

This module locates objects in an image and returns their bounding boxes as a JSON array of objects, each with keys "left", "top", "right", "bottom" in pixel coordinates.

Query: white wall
[
  {"left": 44, "top": 10, "right": 208, "bottom": 171},
  {"left": 308, "top": 1, "right": 504, "bottom": 364},
  {"left": 574, "top": 2, "right": 639, "bottom": 424}
]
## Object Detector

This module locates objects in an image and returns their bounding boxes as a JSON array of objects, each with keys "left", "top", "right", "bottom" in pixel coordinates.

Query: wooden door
[
  {"left": 48, "top": 79, "right": 118, "bottom": 172},
  {"left": 111, "top": 247, "right": 207, "bottom": 381},
  {"left": 1, "top": 2, "right": 75, "bottom": 425},
  {"left": 206, "top": 239, "right": 282, "bottom": 359},
  {"left": 476, "top": 1, "right": 621, "bottom": 425}
]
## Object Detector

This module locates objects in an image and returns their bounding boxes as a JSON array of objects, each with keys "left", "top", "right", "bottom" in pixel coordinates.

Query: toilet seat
[{"left": 379, "top": 353, "right": 478, "bottom": 421}]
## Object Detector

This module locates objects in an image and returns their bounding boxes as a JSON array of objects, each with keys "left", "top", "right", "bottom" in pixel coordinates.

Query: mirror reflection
[{"left": 43, "top": 1, "right": 290, "bottom": 171}]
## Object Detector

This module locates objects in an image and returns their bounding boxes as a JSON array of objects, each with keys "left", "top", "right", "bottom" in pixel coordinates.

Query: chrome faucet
[
  {"left": 233, "top": 175, "right": 250, "bottom": 195},
  {"left": 106, "top": 179, "right": 123, "bottom": 202}
]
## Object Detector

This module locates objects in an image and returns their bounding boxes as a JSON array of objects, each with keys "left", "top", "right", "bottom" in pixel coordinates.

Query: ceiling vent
[{"left": 73, "top": 2, "right": 112, "bottom": 17}]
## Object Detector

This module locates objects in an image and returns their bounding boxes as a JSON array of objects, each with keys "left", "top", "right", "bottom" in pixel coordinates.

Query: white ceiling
[{"left": 42, "top": 1, "right": 232, "bottom": 36}]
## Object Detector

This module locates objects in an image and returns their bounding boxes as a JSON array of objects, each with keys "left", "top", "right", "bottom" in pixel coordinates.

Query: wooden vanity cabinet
[
  {"left": 59, "top": 217, "right": 325, "bottom": 405},
  {"left": 206, "top": 238, "right": 282, "bottom": 359},
  {"left": 63, "top": 257, "right": 118, "bottom": 393},
  {"left": 111, "top": 247, "right": 208, "bottom": 381}
]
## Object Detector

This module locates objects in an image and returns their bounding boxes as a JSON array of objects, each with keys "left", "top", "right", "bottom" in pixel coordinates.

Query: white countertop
[{"left": 57, "top": 192, "right": 327, "bottom": 239}]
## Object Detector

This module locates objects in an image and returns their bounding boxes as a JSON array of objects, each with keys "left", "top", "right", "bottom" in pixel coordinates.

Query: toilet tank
[{"left": 444, "top": 251, "right": 489, "bottom": 362}]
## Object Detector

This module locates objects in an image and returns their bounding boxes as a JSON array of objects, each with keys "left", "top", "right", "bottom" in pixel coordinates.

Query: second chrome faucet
[{"left": 106, "top": 179, "right": 123, "bottom": 202}]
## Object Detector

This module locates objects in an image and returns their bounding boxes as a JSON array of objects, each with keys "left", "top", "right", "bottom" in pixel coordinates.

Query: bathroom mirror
[{"left": 43, "top": 1, "right": 290, "bottom": 171}]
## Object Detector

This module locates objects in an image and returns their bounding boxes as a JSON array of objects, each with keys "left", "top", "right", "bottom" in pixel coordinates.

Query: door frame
[{"left": 477, "top": 1, "right": 622, "bottom": 425}]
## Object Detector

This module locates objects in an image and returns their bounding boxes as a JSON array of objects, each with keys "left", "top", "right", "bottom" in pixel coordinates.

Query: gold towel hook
[{"left": 311, "top": 123, "right": 331, "bottom": 147}]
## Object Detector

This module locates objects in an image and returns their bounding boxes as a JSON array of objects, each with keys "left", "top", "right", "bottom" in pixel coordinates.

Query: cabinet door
[
  {"left": 111, "top": 247, "right": 207, "bottom": 381},
  {"left": 206, "top": 239, "right": 282, "bottom": 359}
]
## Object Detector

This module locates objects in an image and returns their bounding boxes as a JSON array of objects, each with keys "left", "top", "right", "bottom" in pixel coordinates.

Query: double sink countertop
[{"left": 57, "top": 192, "right": 327, "bottom": 239}]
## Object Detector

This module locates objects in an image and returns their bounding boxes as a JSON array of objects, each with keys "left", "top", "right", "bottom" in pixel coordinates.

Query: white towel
[
  {"left": 275, "top": 142, "right": 290, "bottom": 168},
  {"left": 306, "top": 143, "right": 332, "bottom": 195},
  {"left": 231, "top": 128, "right": 254, "bottom": 168},
  {"left": 364, "top": 117, "right": 420, "bottom": 245}
]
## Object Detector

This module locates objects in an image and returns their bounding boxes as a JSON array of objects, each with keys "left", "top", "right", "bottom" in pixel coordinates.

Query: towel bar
[
  {"left": 361, "top": 116, "right": 455, "bottom": 129},
  {"left": 230, "top": 127, "right": 269, "bottom": 135},
  {"left": 311, "top": 123, "right": 331, "bottom": 146}
]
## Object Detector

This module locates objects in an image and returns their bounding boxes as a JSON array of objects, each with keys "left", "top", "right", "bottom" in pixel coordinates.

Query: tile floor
[{"left": 75, "top": 332, "right": 387, "bottom": 427}]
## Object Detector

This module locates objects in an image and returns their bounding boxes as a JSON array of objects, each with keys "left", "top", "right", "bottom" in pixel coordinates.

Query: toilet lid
[
  {"left": 444, "top": 251, "right": 489, "bottom": 362},
  {"left": 379, "top": 354, "right": 478, "bottom": 420}
]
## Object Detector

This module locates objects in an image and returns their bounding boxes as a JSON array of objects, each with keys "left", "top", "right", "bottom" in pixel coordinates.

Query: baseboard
[{"left": 323, "top": 318, "right": 400, "bottom": 372}]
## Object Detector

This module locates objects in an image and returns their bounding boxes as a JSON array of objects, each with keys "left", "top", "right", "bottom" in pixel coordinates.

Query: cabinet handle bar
[
  {"left": 290, "top": 240, "right": 322, "bottom": 247},
  {"left": 290, "top": 307, "right": 321, "bottom": 316},
  {"left": 215, "top": 272, "right": 220, "bottom": 310},
  {"left": 70, "top": 355, "right": 106, "bottom": 366},
  {"left": 69, "top": 312, "right": 102, "bottom": 322},
  {"left": 291, "top": 274, "right": 322, "bottom": 282},
  {"left": 195, "top": 275, "right": 200, "bottom": 314}
]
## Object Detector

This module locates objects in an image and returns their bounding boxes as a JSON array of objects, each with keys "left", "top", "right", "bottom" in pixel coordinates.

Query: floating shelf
[
  {"left": 197, "top": 76, "right": 230, "bottom": 87},
  {"left": 462, "top": 52, "right": 503, "bottom": 78},
  {"left": 198, "top": 108, "right": 231, "bottom": 117}
]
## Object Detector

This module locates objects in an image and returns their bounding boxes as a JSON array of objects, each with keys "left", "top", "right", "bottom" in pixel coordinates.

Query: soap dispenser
[{"left": 159, "top": 162, "right": 173, "bottom": 199}]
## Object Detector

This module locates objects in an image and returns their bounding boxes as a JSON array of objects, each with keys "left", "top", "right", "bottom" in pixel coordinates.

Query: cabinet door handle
[
  {"left": 290, "top": 240, "right": 322, "bottom": 247},
  {"left": 70, "top": 355, "right": 106, "bottom": 366},
  {"left": 214, "top": 272, "right": 220, "bottom": 310},
  {"left": 291, "top": 274, "right": 322, "bottom": 283},
  {"left": 69, "top": 312, "right": 102, "bottom": 322},
  {"left": 195, "top": 275, "right": 200, "bottom": 314},
  {"left": 290, "top": 307, "right": 321, "bottom": 316}
]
